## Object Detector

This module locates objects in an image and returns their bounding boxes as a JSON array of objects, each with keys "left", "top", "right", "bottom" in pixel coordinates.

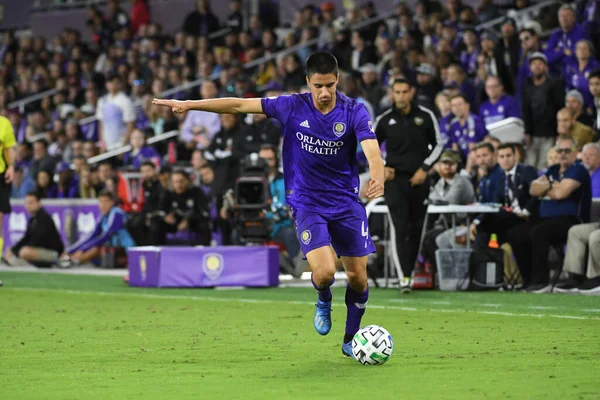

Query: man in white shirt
[
  {"left": 180, "top": 81, "right": 222, "bottom": 151},
  {"left": 96, "top": 73, "right": 136, "bottom": 151}
]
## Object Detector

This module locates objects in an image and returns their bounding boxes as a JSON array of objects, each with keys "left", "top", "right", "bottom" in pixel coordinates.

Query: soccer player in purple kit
[{"left": 153, "top": 52, "right": 385, "bottom": 358}]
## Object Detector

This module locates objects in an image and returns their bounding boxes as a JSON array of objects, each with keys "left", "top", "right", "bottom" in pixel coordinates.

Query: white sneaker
[
  {"left": 531, "top": 284, "right": 553, "bottom": 294},
  {"left": 578, "top": 285, "right": 600, "bottom": 296},
  {"left": 400, "top": 277, "right": 412, "bottom": 293}
]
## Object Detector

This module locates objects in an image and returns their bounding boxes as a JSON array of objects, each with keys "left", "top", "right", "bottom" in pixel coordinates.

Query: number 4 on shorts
[{"left": 361, "top": 221, "right": 369, "bottom": 238}]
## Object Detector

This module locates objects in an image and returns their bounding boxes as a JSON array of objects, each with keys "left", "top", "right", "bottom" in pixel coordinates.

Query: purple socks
[{"left": 345, "top": 285, "right": 369, "bottom": 338}]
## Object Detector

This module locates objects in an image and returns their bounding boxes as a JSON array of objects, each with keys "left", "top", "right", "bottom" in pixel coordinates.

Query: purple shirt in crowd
[
  {"left": 261, "top": 91, "right": 376, "bottom": 213},
  {"left": 449, "top": 113, "right": 488, "bottom": 156},
  {"left": 591, "top": 168, "right": 600, "bottom": 198},
  {"left": 563, "top": 57, "right": 600, "bottom": 108},
  {"left": 123, "top": 146, "right": 161, "bottom": 169},
  {"left": 478, "top": 94, "right": 520, "bottom": 126},
  {"left": 545, "top": 24, "right": 590, "bottom": 66}
]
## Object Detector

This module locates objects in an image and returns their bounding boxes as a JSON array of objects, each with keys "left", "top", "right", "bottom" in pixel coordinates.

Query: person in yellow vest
[{"left": 0, "top": 115, "right": 17, "bottom": 260}]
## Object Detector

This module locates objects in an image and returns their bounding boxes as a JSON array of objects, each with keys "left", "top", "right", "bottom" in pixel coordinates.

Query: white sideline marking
[
  {"left": 4, "top": 287, "right": 600, "bottom": 321},
  {"left": 528, "top": 306, "right": 556, "bottom": 310},
  {"left": 582, "top": 309, "right": 600, "bottom": 313},
  {"left": 480, "top": 303, "right": 502, "bottom": 308}
]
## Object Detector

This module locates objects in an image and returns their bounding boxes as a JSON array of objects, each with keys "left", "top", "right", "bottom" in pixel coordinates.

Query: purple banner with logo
[
  {"left": 128, "top": 246, "right": 280, "bottom": 288},
  {"left": 3, "top": 199, "right": 101, "bottom": 254}
]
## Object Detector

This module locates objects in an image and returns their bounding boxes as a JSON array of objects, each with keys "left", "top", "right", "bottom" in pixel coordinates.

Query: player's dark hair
[
  {"left": 474, "top": 142, "right": 495, "bottom": 154},
  {"left": 589, "top": 69, "right": 600, "bottom": 81},
  {"left": 98, "top": 190, "right": 116, "bottom": 202},
  {"left": 140, "top": 161, "right": 156, "bottom": 169},
  {"left": 449, "top": 93, "right": 470, "bottom": 104},
  {"left": 34, "top": 139, "right": 49, "bottom": 149},
  {"left": 496, "top": 142, "right": 515, "bottom": 153},
  {"left": 25, "top": 191, "right": 42, "bottom": 201},
  {"left": 391, "top": 78, "right": 412, "bottom": 88},
  {"left": 171, "top": 169, "right": 189, "bottom": 179},
  {"left": 305, "top": 52, "right": 339, "bottom": 78},
  {"left": 484, "top": 134, "right": 501, "bottom": 144}
]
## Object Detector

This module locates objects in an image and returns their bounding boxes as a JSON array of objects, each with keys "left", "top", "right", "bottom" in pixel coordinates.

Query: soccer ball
[{"left": 352, "top": 325, "right": 394, "bottom": 366}]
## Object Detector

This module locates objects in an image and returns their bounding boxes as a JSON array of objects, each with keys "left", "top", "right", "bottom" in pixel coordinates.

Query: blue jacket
[
  {"left": 66, "top": 206, "right": 135, "bottom": 253},
  {"left": 266, "top": 174, "right": 292, "bottom": 237}
]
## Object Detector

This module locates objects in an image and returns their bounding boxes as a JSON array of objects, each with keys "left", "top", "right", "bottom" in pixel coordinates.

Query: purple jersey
[
  {"left": 479, "top": 94, "right": 520, "bottom": 126},
  {"left": 449, "top": 113, "right": 488, "bottom": 155},
  {"left": 261, "top": 92, "right": 376, "bottom": 213},
  {"left": 563, "top": 58, "right": 600, "bottom": 108}
]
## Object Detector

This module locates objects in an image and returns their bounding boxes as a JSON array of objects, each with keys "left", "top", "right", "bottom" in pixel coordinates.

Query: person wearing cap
[
  {"left": 563, "top": 39, "right": 600, "bottom": 112},
  {"left": 521, "top": 51, "right": 566, "bottom": 170},
  {"left": 556, "top": 108, "right": 595, "bottom": 151},
  {"left": 420, "top": 149, "right": 475, "bottom": 269},
  {"left": 480, "top": 29, "right": 514, "bottom": 94},
  {"left": 545, "top": 5, "right": 590, "bottom": 70},
  {"left": 516, "top": 28, "right": 543, "bottom": 100},
  {"left": 415, "top": 63, "right": 442, "bottom": 112},
  {"left": 4, "top": 191, "right": 64, "bottom": 268},
  {"left": 565, "top": 89, "right": 596, "bottom": 127},
  {"left": 96, "top": 73, "right": 136, "bottom": 151},
  {"left": 374, "top": 78, "right": 444, "bottom": 292},
  {"left": 479, "top": 76, "right": 520, "bottom": 126}
]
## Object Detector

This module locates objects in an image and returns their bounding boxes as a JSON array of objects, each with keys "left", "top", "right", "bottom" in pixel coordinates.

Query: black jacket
[
  {"left": 182, "top": 11, "right": 220, "bottom": 37},
  {"left": 161, "top": 186, "right": 210, "bottom": 227},
  {"left": 12, "top": 207, "right": 64, "bottom": 255},
  {"left": 142, "top": 178, "right": 164, "bottom": 214},
  {"left": 522, "top": 76, "right": 565, "bottom": 137},
  {"left": 374, "top": 103, "right": 443, "bottom": 174}
]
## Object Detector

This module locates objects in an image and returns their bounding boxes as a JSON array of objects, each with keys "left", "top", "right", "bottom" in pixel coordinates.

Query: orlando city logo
[
  {"left": 139, "top": 256, "right": 147, "bottom": 282},
  {"left": 203, "top": 253, "right": 224, "bottom": 280},
  {"left": 301, "top": 230, "right": 312, "bottom": 245},
  {"left": 333, "top": 122, "right": 346, "bottom": 137}
]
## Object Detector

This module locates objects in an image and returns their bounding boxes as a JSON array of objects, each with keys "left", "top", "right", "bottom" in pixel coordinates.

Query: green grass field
[{"left": 1, "top": 271, "right": 600, "bottom": 400}]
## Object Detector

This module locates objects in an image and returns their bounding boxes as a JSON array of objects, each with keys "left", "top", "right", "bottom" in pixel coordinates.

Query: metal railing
[
  {"left": 86, "top": 129, "right": 179, "bottom": 164},
  {"left": 7, "top": 88, "right": 59, "bottom": 114},
  {"left": 477, "top": 0, "right": 562, "bottom": 30},
  {"left": 31, "top": 0, "right": 106, "bottom": 12}
]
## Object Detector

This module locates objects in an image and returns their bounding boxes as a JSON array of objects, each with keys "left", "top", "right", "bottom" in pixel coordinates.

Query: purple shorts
[{"left": 292, "top": 202, "right": 376, "bottom": 258}]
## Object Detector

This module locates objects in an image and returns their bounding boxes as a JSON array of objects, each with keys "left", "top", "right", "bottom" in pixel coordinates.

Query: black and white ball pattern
[{"left": 352, "top": 325, "right": 394, "bottom": 366}]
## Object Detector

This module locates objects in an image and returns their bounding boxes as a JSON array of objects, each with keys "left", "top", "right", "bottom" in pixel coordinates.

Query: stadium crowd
[{"left": 1, "top": 0, "right": 600, "bottom": 292}]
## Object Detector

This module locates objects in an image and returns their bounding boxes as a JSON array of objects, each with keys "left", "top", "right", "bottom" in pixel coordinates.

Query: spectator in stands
[
  {"left": 565, "top": 89, "right": 596, "bottom": 127},
  {"left": 435, "top": 92, "right": 453, "bottom": 149},
  {"left": 182, "top": 0, "right": 220, "bottom": 37},
  {"left": 470, "top": 143, "right": 539, "bottom": 246},
  {"left": 4, "top": 192, "right": 64, "bottom": 268},
  {"left": 516, "top": 28, "right": 542, "bottom": 98},
  {"left": 155, "top": 170, "right": 211, "bottom": 246},
  {"left": 449, "top": 94, "right": 488, "bottom": 157},
  {"left": 106, "top": 0, "right": 130, "bottom": 33},
  {"left": 558, "top": 219, "right": 600, "bottom": 293},
  {"left": 94, "top": 162, "right": 116, "bottom": 193},
  {"left": 34, "top": 169, "right": 54, "bottom": 199},
  {"left": 589, "top": 69, "right": 600, "bottom": 135},
  {"left": 564, "top": 40, "right": 600, "bottom": 114},
  {"left": 96, "top": 73, "right": 136, "bottom": 151},
  {"left": 479, "top": 76, "right": 520, "bottom": 126},
  {"left": 362, "top": 61, "right": 387, "bottom": 115},
  {"left": 238, "top": 113, "right": 281, "bottom": 156},
  {"left": 48, "top": 162, "right": 79, "bottom": 199},
  {"left": 556, "top": 108, "right": 595, "bottom": 150},
  {"left": 414, "top": 64, "right": 442, "bottom": 112},
  {"left": 227, "top": 0, "right": 244, "bottom": 33},
  {"left": 515, "top": 136, "right": 592, "bottom": 291},
  {"left": 498, "top": 18, "right": 521, "bottom": 87},
  {"left": 82, "top": 140, "right": 98, "bottom": 161},
  {"left": 190, "top": 150, "right": 207, "bottom": 187},
  {"left": 460, "top": 28, "right": 480, "bottom": 78},
  {"left": 10, "top": 166, "right": 35, "bottom": 200},
  {"left": 15, "top": 142, "right": 32, "bottom": 174},
  {"left": 29, "top": 140, "right": 57, "bottom": 181},
  {"left": 205, "top": 113, "right": 247, "bottom": 187},
  {"left": 123, "top": 128, "right": 161, "bottom": 169},
  {"left": 521, "top": 52, "right": 565, "bottom": 170},
  {"left": 476, "top": 0, "right": 501, "bottom": 24},
  {"left": 545, "top": 5, "right": 590, "bottom": 71},
  {"left": 130, "top": 0, "right": 151, "bottom": 34},
  {"left": 472, "top": 141, "right": 503, "bottom": 203},
  {"left": 350, "top": 30, "right": 378, "bottom": 71},
  {"left": 127, "top": 161, "right": 164, "bottom": 245},
  {"left": 79, "top": 166, "right": 97, "bottom": 199},
  {"left": 581, "top": 142, "right": 600, "bottom": 197},
  {"left": 180, "top": 81, "right": 222, "bottom": 151},
  {"left": 59, "top": 190, "right": 136, "bottom": 268},
  {"left": 421, "top": 150, "right": 475, "bottom": 266},
  {"left": 445, "top": 64, "right": 476, "bottom": 106},
  {"left": 479, "top": 30, "right": 514, "bottom": 95},
  {"left": 483, "top": 134, "right": 501, "bottom": 152},
  {"left": 341, "top": 72, "right": 376, "bottom": 119},
  {"left": 197, "top": 164, "right": 232, "bottom": 246}
]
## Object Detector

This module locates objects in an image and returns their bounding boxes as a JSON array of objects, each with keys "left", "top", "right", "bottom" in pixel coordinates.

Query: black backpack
[{"left": 468, "top": 248, "right": 505, "bottom": 290}]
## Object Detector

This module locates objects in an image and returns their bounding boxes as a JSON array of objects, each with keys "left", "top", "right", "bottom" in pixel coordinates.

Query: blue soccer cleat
[
  {"left": 342, "top": 341, "right": 354, "bottom": 359},
  {"left": 313, "top": 300, "right": 332, "bottom": 335}
]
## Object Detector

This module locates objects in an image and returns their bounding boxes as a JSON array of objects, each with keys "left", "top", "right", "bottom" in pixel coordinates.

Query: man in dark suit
[{"left": 470, "top": 142, "right": 539, "bottom": 246}]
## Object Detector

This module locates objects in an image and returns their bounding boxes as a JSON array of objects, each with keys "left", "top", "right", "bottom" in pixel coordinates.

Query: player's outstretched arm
[
  {"left": 361, "top": 139, "right": 385, "bottom": 199},
  {"left": 152, "top": 97, "right": 263, "bottom": 115}
]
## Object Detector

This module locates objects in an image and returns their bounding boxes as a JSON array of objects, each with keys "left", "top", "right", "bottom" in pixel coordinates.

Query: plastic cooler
[{"left": 435, "top": 248, "right": 473, "bottom": 291}]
